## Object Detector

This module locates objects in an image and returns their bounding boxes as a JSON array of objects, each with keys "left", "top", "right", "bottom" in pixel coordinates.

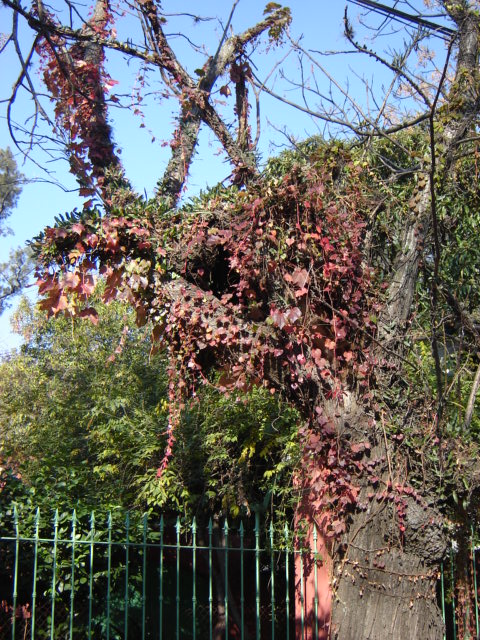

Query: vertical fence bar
[
  {"left": 240, "top": 521, "right": 245, "bottom": 640},
  {"left": 124, "top": 512, "right": 130, "bottom": 640},
  {"left": 49, "top": 510, "right": 59, "bottom": 640},
  {"left": 176, "top": 516, "right": 181, "bottom": 640},
  {"left": 224, "top": 519, "right": 229, "bottom": 640},
  {"left": 451, "top": 548, "right": 457, "bottom": 640},
  {"left": 440, "top": 562, "right": 446, "bottom": 640},
  {"left": 255, "top": 510, "right": 261, "bottom": 640},
  {"left": 313, "top": 525, "right": 319, "bottom": 640},
  {"left": 270, "top": 522, "right": 275, "bottom": 640},
  {"left": 208, "top": 518, "right": 213, "bottom": 640},
  {"left": 68, "top": 509, "right": 76, "bottom": 640},
  {"left": 159, "top": 515, "right": 164, "bottom": 640},
  {"left": 284, "top": 524, "right": 290, "bottom": 640},
  {"left": 142, "top": 513, "right": 147, "bottom": 640},
  {"left": 472, "top": 525, "right": 479, "bottom": 639},
  {"left": 88, "top": 511, "right": 95, "bottom": 640},
  {"left": 192, "top": 517, "right": 197, "bottom": 640},
  {"left": 31, "top": 508, "right": 40, "bottom": 640},
  {"left": 106, "top": 512, "right": 112, "bottom": 640},
  {"left": 11, "top": 505, "right": 19, "bottom": 640}
]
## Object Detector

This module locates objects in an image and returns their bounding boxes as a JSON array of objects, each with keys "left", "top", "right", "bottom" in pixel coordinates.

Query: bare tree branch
[{"left": 154, "top": 4, "right": 291, "bottom": 205}]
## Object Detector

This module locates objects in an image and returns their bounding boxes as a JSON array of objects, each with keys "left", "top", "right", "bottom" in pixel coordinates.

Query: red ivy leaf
[
  {"left": 62, "top": 272, "right": 81, "bottom": 290},
  {"left": 324, "top": 338, "right": 336, "bottom": 350},
  {"left": 270, "top": 307, "right": 286, "bottom": 329},
  {"left": 294, "top": 287, "right": 308, "bottom": 298},
  {"left": 71, "top": 223, "right": 85, "bottom": 235},
  {"left": 286, "top": 307, "right": 302, "bottom": 324},
  {"left": 291, "top": 268, "right": 309, "bottom": 288},
  {"left": 51, "top": 293, "right": 69, "bottom": 315},
  {"left": 78, "top": 307, "right": 99, "bottom": 325}
]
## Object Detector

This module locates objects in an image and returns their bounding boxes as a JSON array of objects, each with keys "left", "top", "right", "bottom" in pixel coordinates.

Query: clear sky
[{"left": 0, "top": 0, "right": 449, "bottom": 353}]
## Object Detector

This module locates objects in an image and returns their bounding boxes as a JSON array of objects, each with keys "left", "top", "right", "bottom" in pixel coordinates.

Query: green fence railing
[
  {"left": 0, "top": 507, "right": 299, "bottom": 640},
  {"left": 0, "top": 506, "right": 478, "bottom": 640}
]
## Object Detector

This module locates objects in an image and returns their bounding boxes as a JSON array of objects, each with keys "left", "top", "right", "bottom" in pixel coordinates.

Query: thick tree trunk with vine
[
  {"left": 332, "top": 505, "right": 445, "bottom": 639},
  {"left": 294, "top": 384, "right": 448, "bottom": 639},
  {"left": 329, "top": 405, "right": 447, "bottom": 639},
  {"left": 321, "top": 193, "right": 447, "bottom": 639}
]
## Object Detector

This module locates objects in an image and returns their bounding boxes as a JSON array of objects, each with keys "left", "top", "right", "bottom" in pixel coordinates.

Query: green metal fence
[
  {"left": 0, "top": 507, "right": 299, "bottom": 640},
  {"left": 439, "top": 532, "right": 480, "bottom": 640},
  {"left": 0, "top": 506, "right": 478, "bottom": 640}
]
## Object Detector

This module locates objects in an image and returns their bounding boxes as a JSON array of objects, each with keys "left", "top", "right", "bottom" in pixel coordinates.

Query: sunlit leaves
[{"left": 32, "top": 137, "right": 380, "bottom": 531}]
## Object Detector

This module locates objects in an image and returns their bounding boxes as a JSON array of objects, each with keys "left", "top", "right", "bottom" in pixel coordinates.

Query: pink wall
[{"left": 294, "top": 519, "right": 332, "bottom": 639}]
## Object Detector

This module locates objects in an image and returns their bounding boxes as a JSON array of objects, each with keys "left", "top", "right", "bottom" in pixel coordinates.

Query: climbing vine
[
  {"left": 32, "top": 139, "right": 386, "bottom": 534},
  {"left": 35, "top": 0, "right": 119, "bottom": 197}
]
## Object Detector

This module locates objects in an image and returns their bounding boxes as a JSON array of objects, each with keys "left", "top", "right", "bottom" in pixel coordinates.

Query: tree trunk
[
  {"left": 331, "top": 499, "right": 445, "bottom": 639},
  {"left": 295, "top": 397, "right": 448, "bottom": 640}
]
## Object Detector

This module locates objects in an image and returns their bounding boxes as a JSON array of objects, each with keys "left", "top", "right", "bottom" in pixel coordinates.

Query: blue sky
[{"left": 0, "top": 0, "right": 449, "bottom": 352}]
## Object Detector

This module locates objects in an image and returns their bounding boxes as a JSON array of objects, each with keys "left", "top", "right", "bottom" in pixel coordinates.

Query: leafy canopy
[{"left": 0, "top": 294, "right": 300, "bottom": 519}]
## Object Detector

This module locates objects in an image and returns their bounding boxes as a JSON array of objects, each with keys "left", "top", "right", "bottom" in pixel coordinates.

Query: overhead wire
[{"left": 346, "top": 0, "right": 456, "bottom": 40}]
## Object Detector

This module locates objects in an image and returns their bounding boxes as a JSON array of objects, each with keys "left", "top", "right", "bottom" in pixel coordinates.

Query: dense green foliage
[
  {"left": 0, "top": 296, "right": 300, "bottom": 519},
  {"left": 0, "top": 147, "right": 23, "bottom": 227},
  {"left": 1, "top": 298, "right": 164, "bottom": 511},
  {"left": 0, "top": 147, "right": 31, "bottom": 314}
]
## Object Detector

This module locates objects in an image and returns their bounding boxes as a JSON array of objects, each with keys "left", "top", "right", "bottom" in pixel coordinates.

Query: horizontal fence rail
[{"left": 0, "top": 506, "right": 478, "bottom": 639}]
